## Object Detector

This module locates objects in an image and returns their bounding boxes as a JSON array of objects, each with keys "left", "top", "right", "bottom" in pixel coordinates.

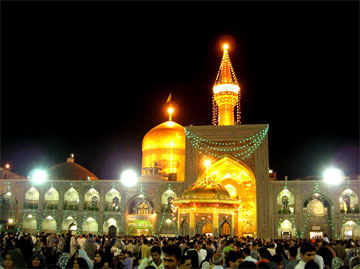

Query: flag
[{"left": 166, "top": 92, "right": 172, "bottom": 103}]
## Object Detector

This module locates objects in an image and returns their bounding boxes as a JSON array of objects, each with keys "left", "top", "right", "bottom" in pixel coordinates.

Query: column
[
  {"left": 213, "top": 213, "right": 219, "bottom": 237},
  {"left": 189, "top": 211, "right": 195, "bottom": 237},
  {"left": 231, "top": 213, "right": 235, "bottom": 237}
]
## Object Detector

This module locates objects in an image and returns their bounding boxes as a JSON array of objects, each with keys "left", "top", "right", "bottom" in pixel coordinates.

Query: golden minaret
[{"left": 213, "top": 44, "right": 240, "bottom": 125}]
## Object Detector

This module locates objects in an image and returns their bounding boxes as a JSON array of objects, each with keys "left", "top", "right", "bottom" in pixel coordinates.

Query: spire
[
  {"left": 212, "top": 43, "right": 241, "bottom": 126},
  {"left": 214, "top": 44, "right": 239, "bottom": 87}
]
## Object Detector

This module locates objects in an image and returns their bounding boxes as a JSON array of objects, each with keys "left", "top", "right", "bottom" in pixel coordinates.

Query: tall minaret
[{"left": 212, "top": 44, "right": 240, "bottom": 126}]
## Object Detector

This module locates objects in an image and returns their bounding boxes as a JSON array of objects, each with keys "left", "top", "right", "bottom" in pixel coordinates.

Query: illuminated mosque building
[{"left": 0, "top": 44, "right": 359, "bottom": 239}]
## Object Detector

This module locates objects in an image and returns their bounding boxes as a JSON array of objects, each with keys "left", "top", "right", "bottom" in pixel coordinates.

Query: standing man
[
  {"left": 294, "top": 244, "right": 316, "bottom": 269},
  {"left": 163, "top": 244, "right": 182, "bottom": 269}
]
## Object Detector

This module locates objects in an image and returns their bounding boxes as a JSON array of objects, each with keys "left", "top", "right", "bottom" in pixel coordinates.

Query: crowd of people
[{"left": 1, "top": 231, "right": 360, "bottom": 269}]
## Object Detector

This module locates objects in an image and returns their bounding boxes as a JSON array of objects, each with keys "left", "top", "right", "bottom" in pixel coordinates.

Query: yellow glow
[
  {"left": 204, "top": 159, "right": 211, "bottom": 168},
  {"left": 8, "top": 218, "right": 14, "bottom": 224},
  {"left": 5, "top": 164, "right": 10, "bottom": 169},
  {"left": 168, "top": 107, "right": 174, "bottom": 116},
  {"left": 224, "top": 184, "right": 237, "bottom": 197},
  {"left": 223, "top": 43, "right": 229, "bottom": 50},
  {"left": 198, "top": 156, "right": 257, "bottom": 236},
  {"left": 142, "top": 121, "right": 185, "bottom": 181},
  {"left": 165, "top": 219, "right": 172, "bottom": 224}
]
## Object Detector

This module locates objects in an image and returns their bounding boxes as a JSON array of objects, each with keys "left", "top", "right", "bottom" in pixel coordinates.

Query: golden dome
[
  {"left": 142, "top": 121, "right": 185, "bottom": 151},
  {"left": 142, "top": 120, "right": 185, "bottom": 181},
  {"left": 182, "top": 177, "right": 231, "bottom": 199}
]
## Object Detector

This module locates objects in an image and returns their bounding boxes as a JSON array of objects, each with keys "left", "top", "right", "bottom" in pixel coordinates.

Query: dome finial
[
  {"left": 167, "top": 106, "right": 174, "bottom": 121},
  {"left": 223, "top": 43, "right": 229, "bottom": 50}
]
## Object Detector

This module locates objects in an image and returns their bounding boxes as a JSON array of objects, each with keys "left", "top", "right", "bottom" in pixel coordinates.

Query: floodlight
[
  {"left": 30, "top": 169, "right": 47, "bottom": 185},
  {"left": 323, "top": 167, "right": 344, "bottom": 185},
  {"left": 120, "top": 170, "right": 138, "bottom": 187}
]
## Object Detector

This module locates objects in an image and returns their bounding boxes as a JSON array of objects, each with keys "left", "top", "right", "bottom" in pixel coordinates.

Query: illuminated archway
[
  {"left": 64, "top": 188, "right": 80, "bottom": 210},
  {"left": 105, "top": 188, "right": 121, "bottom": 212},
  {"left": 23, "top": 214, "right": 37, "bottom": 231},
  {"left": 62, "top": 216, "right": 77, "bottom": 231},
  {"left": 342, "top": 221, "right": 360, "bottom": 239},
  {"left": 44, "top": 187, "right": 59, "bottom": 210},
  {"left": 42, "top": 216, "right": 57, "bottom": 232},
  {"left": 198, "top": 156, "right": 256, "bottom": 236},
  {"left": 84, "top": 188, "right": 100, "bottom": 211},
  {"left": 25, "top": 187, "right": 40, "bottom": 209},
  {"left": 103, "top": 218, "right": 118, "bottom": 234},
  {"left": 82, "top": 217, "right": 98, "bottom": 233},
  {"left": 277, "top": 189, "right": 295, "bottom": 214},
  {"left": 339, "top": 189, "right": 359, "bottom": 213},
  {"left": 278, "top": 220, "right": 296, "bottom": 238}
]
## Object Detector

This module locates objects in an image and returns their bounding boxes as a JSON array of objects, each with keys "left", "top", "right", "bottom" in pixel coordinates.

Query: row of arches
[
  {"left": 6, "top": 187, "right": 178, "bottom": 212},
  {"left": 178, "top": 219, "right": 232, "bottom": 236},
  {"left": 277, "top": 219, "right": 360, "bottom": 239},
  {"left": 277, "top": 188, "right": 359, "bottom": 214},
  {"left": 22, "top": 215, "right": 120, "bottom": 234}
]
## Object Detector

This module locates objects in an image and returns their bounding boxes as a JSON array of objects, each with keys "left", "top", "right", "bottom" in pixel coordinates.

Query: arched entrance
[
  {"left": 202, "top": 222, "right": 213, "bottom": 234},
  {"left": 220, "top": 220, "right": 231, "bottom": 236},
  {"left": 180, "top": 219, "right": 189, "bottom": 236},
  {"left": 198, "top": 156, "right": 256, "bottom": 236},
  {"left": 109, "top": 225, "right": 117, "bottom": 237}
]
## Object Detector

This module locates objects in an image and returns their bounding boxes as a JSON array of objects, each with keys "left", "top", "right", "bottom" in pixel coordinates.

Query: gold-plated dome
[
  {"left": 142, "top": 120, "right": 185, "bottom": 181},
  {"left": 182, "top": 177, "right": 231, "bottom": 199}
]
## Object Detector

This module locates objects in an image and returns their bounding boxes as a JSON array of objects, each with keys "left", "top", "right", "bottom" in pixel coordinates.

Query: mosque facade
[{"left": 1, "top": 45, "right": 359, "bottom": 239}]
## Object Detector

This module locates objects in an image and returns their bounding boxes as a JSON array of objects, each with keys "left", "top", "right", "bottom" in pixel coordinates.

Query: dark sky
[{"left": 1, "top": 1, "right": 359, "bottom": 180}]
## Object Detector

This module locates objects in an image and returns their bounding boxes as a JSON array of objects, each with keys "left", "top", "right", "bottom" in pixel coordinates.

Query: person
[
  {"left": 84, "top": 234, "right": 95, "bottom": 260},
  {"left": 272, "top": 254, "right": 285, "bottom": 269},
  {"left": 125, "top": 240, "right": 135, "bottom": 253},
  {"left": 122, "top": 251, "right": 133, "bottom": 269},
  {"left": 184, "top": 242, "right": 198, "bottom": 269},
  {"left": 238, "top": 261, "right": 257, "bottom": 268},
  {"left": 316, "top": 241, "right": 333, "bottom": 268},
  {"left": 295, "top": 244, "right": 316, "bottom": 269},
  {"left": 285, "top": 246, "right": 298, "bottom": 269},
  {"left": 243, "top": 247, "right": 258, "bottom": 264},
  {"left": 251, "top": 243, "right": 260, "bottom": 261},
  {"left": 196, "top": 241, "right": 207, "bottom": 266},
  {"left": 257, "top": 247, "right": 272, "bottom": 265},
  {"left": 211, "top": 253, "right": 224, "bottom": 269},
  {"left": 28, "top": 252, "right": 47, "bottom": 268},
  {"left": 93, "top": 251, "right": 104, "bottom": 269},
  {"left": 180, "top": 255, "right": 192, "bottom": 269},
  {"left": 3, "top": 248, "right": 26, "bottom": 269},
  {"left": 322, "top": 234, "right": 329, "bottom": 244},
  {"left": 334, "top": 240, "right": 349, "bottom": 266},
  {"left": 78, "top": 235, "right": 86, "bottom": 250},
  {"left": 141, "top": 239, "right": 151, "bottom": 260},
  {"left": 139, "top": 246, "right": 164, "bottom": 269},
  {"left": 163, "top": 244, "right": 182, "bottom": 269},
  {"left": 73, "top": 257, "right": 89, "bottom": 269},
  {"left": 304, "top": 260, "right": 319, "bottom": 269},
  {"left": 225, "top": 250, "right": 243, "bottom": 269}
]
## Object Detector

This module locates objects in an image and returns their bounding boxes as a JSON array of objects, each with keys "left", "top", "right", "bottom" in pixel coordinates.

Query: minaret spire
[{"left": 212, "top": 44, "right": 241, "bottom": 125}]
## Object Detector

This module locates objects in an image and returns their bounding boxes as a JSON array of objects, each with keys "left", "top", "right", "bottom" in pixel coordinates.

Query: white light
[
  {"left": 323, "top": 168, "right": 344, "bottom": 185},
  {"left": 30, "top": 169, "right": 47, "bottom": 185},
  {"left": 120, "top": 170, "right": 137, "bottom": 187},
  {"left": 165, "top": 219, "right": 172, "bottom": 224},
  {"left": 27, "top": 215, "right": 33, "bottom": 218},
  {"left": 46, "top": 216, "right": 53, "bottom": 220},
  {"left": 213, "top": 84, "right": 240, "bottom": 94},
  {"left": 269, "top": 169, "right": 273, "bottom": 174},
  {"left": 139, "top": 194, "right": 144, "bottom": 198},
  {"left": 6, "top": 192, "right": 11, "bottom": 196},
  {"left": 67, "top": 216, "right": 73, "bottom": 220},
  {"left": 8, "top": 218, "right": 14, "bottom": 224}
]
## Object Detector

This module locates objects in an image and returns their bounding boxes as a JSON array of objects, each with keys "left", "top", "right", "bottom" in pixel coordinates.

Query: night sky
[{"left": 2, "top": 1, "right": 359, "bottom": 180}]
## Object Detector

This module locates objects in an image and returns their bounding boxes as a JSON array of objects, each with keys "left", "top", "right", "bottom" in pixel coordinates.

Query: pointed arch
[
  {"left": 303, "top": 194, "right": 332, "bottom": 217},
  {"left": 42, "top": 216, "right": 57, "bottom": 232},
  {"left": 277, "top": 189, "right": 295, "bottom": 214},
  {"left": 127, "top": 193, "right": 154, "bottom": 215},
  {"left": 64, "top": 187, "right": 80, "bottom": 210},
  {"left": 180, "top": 219, "right": 189, "bottom": 236},
  {"left": 105, "top": 188, "right": 121, "bottom": 212},
  {"left": 62, "top": 216, "right": 77, "bottom": 231},
  {"left": 44, "top": 187, "right": 59, "bottom": 209},
  {"left": 339, "top": 189, "right": 359, "bottom": 213},
  {"left": 82, "top": 217, "right": 98, "bottom": 233},
  {"left": 219, "top": 220, "right": 231, "bottom": 236},
  {"left": 277, "top": 219, "right": 296, "bottom": 238},
  {"left": 23, "top": 214, "right": 37, "bottom": 231},
  {"left": 84, "top": 188, "right": 100, "bottom": 210},
  {"left": 25, "top": 187, "right": 39, "bottom": 209},
  {"left": 161, "top": 190, "right": 177, "bottom": 205},
  {"left": 342, "top": 221, "right": 360, "bottom": 239},
  {"left": 103, "top": 218, "right": 118, "bottom": 233}
]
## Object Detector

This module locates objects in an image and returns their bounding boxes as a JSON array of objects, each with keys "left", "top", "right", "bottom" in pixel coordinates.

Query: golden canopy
[
  {"left": 142, "top": 120, "right": 185, "bottom": 181},
  {"left": 182, "top": 177, "right": 232, "bottom": 200}
]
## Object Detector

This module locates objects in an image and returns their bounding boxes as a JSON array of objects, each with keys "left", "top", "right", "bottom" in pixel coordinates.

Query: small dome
[
  {"left": 47, "top": 156, "right": 98, "bottom": 181},
  {"left": 182, "top": 177, "right": 231, "bottom": 199}
]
